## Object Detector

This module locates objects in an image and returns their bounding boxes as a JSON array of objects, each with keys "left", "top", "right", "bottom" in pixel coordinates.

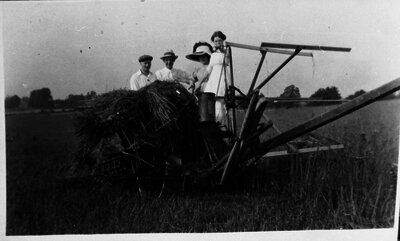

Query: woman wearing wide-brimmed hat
[{"left": 186, "top": 41, "right": 213, "bottom": 95}]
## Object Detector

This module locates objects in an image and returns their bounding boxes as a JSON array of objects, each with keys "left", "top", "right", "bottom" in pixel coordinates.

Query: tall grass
[
  {"left": 280, "top": 148, "right": 396, "bottom": 228},
  {"left": 258, "top": 100, "right": 399, "bottom": 228},
  {"left": 5, "top": 100, "right": 399, "bottom": 234}
]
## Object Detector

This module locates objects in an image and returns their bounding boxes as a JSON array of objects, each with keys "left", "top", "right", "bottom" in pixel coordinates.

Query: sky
[{"left": 2, "top": 0, "right": 400, "bottom": 100}]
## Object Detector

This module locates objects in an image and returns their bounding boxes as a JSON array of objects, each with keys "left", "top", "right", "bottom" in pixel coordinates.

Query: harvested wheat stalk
[{"left": 70, "top": 81, "right": 200, "bottom": 183}]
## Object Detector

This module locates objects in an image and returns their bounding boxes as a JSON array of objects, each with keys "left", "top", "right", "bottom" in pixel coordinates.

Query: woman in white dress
[
  {"left": 185, "top": 41, "right": 213, "bottom": 96},
  {"left": 204, "top": 31, "right": 229, "bottom": 123}
]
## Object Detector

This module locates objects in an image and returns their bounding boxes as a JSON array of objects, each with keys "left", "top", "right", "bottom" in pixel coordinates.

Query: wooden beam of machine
[
  {"left": 247, "top": 78, "right": 400, "bottom": 159},
  {"left": 225, "top": 41, "right": 313, "bottom": 57},
  {"left": 220, "top": 90, "right": 260, "bottom": 185},
  {"left": 261, "top": 42, "right": 351, "bottom": 52},
  {"left": 260, "top": 97, "right": 350, "bottom": 102},
  {"left": 263, "top": 144, "right": 344, "bottom": 158}
]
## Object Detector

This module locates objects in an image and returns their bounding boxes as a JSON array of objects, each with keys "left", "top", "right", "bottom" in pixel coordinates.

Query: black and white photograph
[{"left": 1, "top": 0, "right": 400, "bottom": 240}]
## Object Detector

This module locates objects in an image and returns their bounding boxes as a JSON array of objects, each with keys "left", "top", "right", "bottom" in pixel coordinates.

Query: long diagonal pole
[
  {"left": 227, "top": 46, "right": 237, "bottom": 138},
  {"left": 247, "top": 50, "right": 267, "bottom": 96},
  {"left": 253, "top": 48, "right": 301, "bottom": 92},
  {"left": 244, "top": 78, "right": 400, "bottom": 160},
  {"left": 260, "top": 42, "right": 351, "bottom": 52},
  {"left": 225, "top": 41, "right": 313, "bottom": 57},
  {"left": 220, "top": 90, "right": 260, "bottom": 185}
]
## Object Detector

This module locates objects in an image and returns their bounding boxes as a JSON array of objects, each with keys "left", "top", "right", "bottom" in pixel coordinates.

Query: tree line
[
  {"left": 4, "top": 85, "right": 399, "bottom": 110},
  {"left": 270, "top": 85, "right": 398, "bottom": 108},
  {"left": 5, "top": 87, "right": 97, "bottom": 110}
]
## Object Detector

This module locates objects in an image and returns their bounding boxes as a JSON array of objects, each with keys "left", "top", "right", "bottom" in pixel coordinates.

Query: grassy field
[{"left": 5, "top": 99, "right": 399, "bottom": 234}]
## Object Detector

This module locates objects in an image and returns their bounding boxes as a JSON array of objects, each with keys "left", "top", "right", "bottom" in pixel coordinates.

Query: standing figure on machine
[
  {"left": 204, "top": 31, "right": 229, "bottom": 124},
  {"left": 186, "top": 41, "right": 213, "bottom": 96},
  {"left": 155, "top": 50, "right": 194, "bottom": 90},
  {"left": 130, "top": 55, "right": 157, "bottom": 91}
]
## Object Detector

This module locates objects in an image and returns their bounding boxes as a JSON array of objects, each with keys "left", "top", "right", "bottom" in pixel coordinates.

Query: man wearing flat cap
[
  {"left": 155, "top": 50, "right": 193, "bottom": 89},
  {"left": 129, "top": 54, "right": 157, "bottom": 91}
]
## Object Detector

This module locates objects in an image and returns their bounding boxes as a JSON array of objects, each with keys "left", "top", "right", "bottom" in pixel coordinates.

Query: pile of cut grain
[{"left": 69, "top": 81, "right": 200, "bottom": 184}]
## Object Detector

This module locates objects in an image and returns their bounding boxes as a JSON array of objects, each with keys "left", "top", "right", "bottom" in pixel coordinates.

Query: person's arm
[
  {"left": 194, "top": 69, "right": 209, "bottom": 94},
  {"left": 206, "top": 64, "right": 213, "bottom": 74},
  {"left": 175, "top": 69, "right": 194, "bottom": 85}
]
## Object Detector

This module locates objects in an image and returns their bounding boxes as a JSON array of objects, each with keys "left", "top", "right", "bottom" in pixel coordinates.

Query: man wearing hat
[
  {"left": 155, "top": 50, "right": 193, "bottom": 89},
  {"left": 129, "top": 54, "right": 157, "bottom": 91}
]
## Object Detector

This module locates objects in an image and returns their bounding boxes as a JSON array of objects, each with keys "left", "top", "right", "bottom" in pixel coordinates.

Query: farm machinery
[
  {"left": 204, "top": 41, "right": 400, "bottom": 186},
  {"left": 71, "top": 41, "right": 400, "bottom": 194}
]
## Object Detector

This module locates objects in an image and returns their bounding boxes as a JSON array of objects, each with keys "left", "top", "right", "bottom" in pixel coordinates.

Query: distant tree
[
  {"left": 62, "top": 91, "right": 97, "bottom": 108},
  {"left": 65, "top": 94, "right": 85, "bottom": 107},
  {"left": 28, "top": 88, "right": 54, "bottom": 109},
  {"left": 5, "top": 95, "right": 21, "bottom": 109},
  {"left": 280, "top": 85, "right": 301, "bottom": 98},
  {"left": 53, "top": 99, "right": 68, "bottom": 109},
  {"left": 20, "top": 97, "right": 29, "bottom": 108},
  {"left": 346, "top": 89, "right": 366, "bottom": 99},
  {"left": 21, "top": 96, "right": 29, "bottom": 103},
  {"left": 276, "top": 85, "right": 301, "bottom": 108},
  {"left": 309, "top": 86, "right": 342, "bottom": 106},
  {"left": 85, "top": 91, "right": 97, "bottom": 100}
]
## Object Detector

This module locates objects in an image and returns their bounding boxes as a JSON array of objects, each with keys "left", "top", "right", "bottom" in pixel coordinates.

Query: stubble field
[{"left": 5, "top": 99, "right": 399, "bottom": 234}]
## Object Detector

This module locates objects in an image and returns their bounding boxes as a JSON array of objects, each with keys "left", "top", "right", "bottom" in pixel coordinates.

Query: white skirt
[{"left": 204, "top": 52, "right": 229, "bottom": 97}]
